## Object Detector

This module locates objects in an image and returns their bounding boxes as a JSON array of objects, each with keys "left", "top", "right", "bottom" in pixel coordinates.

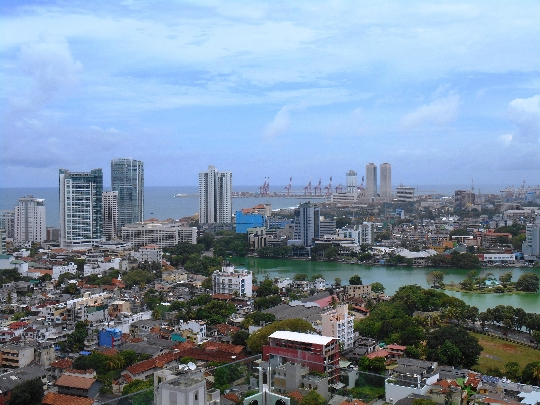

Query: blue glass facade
[{"left": 235, "top": 210, "right": 265, "bottom": 233}]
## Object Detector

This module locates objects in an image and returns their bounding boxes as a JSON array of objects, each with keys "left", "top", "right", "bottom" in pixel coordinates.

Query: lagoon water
[{"left": 230, "top": 257, "right": 540, "bottom": 314}]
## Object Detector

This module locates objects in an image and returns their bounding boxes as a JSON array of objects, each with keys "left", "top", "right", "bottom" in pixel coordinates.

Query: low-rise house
[
  {"left": 0, "top": 344, "right": 34, "bottom": 368},
  {"left": 55, "top": 374, "right": 101, "bottom": 398},
  {"left": 0, "top": 366, "right": 47, "bottom": 405},
  {"left": 42, "top": 392, "right": 95, "bottom": 405}
]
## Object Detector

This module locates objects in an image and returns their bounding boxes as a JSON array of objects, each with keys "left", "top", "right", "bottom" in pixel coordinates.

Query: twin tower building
[
  {"left": 59, "top": 158, "right": 144, "bottom": 248},
  {"left": 346, "top": 162, "right": 392, "bottom": 202}
]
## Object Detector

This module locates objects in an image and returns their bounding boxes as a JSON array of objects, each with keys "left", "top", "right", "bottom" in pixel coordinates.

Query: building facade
[
  {"left": 346, "top": 170, "right": 358, "bottom": 194},
  {"left": 0, "top": 210, "right": 15, "bottom": 239},
  {"left": 102, "top": 191, "right": 119, "bottom": 240},
  {"left": 321, "top": 304, "right": 355, "bottom": 350},
  {"left": 59, "top": 168, "right": 103, "bottom": 248},
  {"left": 396, "top": 186, "right": 415, "bottom": 202},
  {"left": 292, "top": 202, "right": 320, "bottom": 247},
  {"left": 365, "top": 163, "right": 377, "bottom": 199},
  {"left": 380, "top": 163, "right": 392, "bottom": 202},
  {"left": 523, "top": 218, "right": 540, "bottom": 260},
  {"left": 454, "top": 190, "right": 476, "bottom": 210},
  {"left": 14, "top": 196, "right": 46, "bottom": 243},
  {"left": 121, "top": 222, "right": 197, "bottom": 248},
  {"left": 199, "top": 165, "right": 232, "bottom": 224},
  {"left": 212, "top": 265, "right": 253, "bottom": 297},
  {"left": 111, "top": 158, "right": 144, "bottom": 229}
]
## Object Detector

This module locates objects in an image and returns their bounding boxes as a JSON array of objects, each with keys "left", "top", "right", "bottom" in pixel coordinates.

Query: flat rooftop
[{"left": 269, "top": 331, "right": 335, "bottom": 345}]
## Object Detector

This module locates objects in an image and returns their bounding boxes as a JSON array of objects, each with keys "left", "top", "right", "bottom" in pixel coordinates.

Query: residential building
[
  {"left": 178, "top": 320, "right": 207, "bottom": 344},
  {"left": 292, "top": 202, "right": 320, "bottom": 247},
  {"left": 59, "top": 168, "right": 103, "bottom": 248},
  {"left": 273, "top": 362, "right": 329, "bottom": 400},
  {"left": 198, "top": 165, "right": 232, "bottom": 224},
  {"left": 380, "top": 163, "right": 392, "bottom": 202},
  {"left": 0, "top": 366, "right": 47, "bottom": 405},
  {"left": 155, "top": 369, "right": 220, "bottom": 405},
  {"left": 396, "top": 185, "right": 415, "bottom": 202},
  {"left": 131, "top": 244, "right": 163, "bottom": 264},
  {"left": 346, "top": 170, "right": 358, "bottom": 194},
  {"left": 345, "top": 284, "right": 372, "bottom": 299},
  {"left": 102, "top": 191, "right": 118, "bottom": 240},
  {"left": 14, "top": 196, "right": 46, "bottom": 243},
  {"left": 365, "top": 163, "right": 377, "bottom": 199},
  {"left": 212, "top": 265, "right": 253, "bottom": 297},
  {"left": 0, "top": 210, "right": 15, "bottom": 239},
  {"left": 111, "top": 158, "right": 144, "bottom": 229},
  {"left": 0, "top": 345, "right": 35, "bottom": 368},
  {"left": 56, "top": 374, "right": 101, "bottom": 398},
  {"left": 263, "top": 330, "right": 340, "bottom": 383},
  {"left": 121, "top": 222, "right": 197, "bottom": 248},
  {"left": 455, "top": 190, "right": 476, "bottom": 210},
  {"left": 319, "top": 218, "right": 336, "bottom": 237},
  {"left": 321, "top": 304, "right": 355, "bottom": 350},
  {"left": 523, "top": 218, "right": 540, "bottom": 260},
  {"left": 0, "top": 229, "right": 6, "bottom": 254}
]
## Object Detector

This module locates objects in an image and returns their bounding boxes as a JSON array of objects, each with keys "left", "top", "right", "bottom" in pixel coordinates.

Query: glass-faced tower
[{"left": 111, "top": 158, "right": 144, "bottom": 229}]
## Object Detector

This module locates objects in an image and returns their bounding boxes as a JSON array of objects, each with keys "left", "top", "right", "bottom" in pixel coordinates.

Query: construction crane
[
  {"left": 335, "top": 183, "right": 344, "bottom": 193},
  {"left": 284, "top": 177, "right": 292, "bottom": 196},
  {"left": 324, "top": 176, "right": 333, "bottom": 196},
  {"left": 313, "top": 178, "right": 322, "bottom": 196},
  {"left": 259, "top": 177, "right": 269, "bottom": 196},
  {"left": 304, "top": 179, "right": 312, "bottom": 196}
]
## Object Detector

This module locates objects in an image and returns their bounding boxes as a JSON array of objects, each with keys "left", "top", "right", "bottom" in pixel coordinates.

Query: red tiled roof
[
  {"left": 366, "top": 349, "right": 389, "bottom": 359},
  {"left": 56, "top": 374, "right": 96, "bottom": 389},
  {"left": 42, "top": 393, "right": 95, "bottom": 405},
  {"left": 214, "top": 323, "right": 240, "bottom": 335},
  {"left": 8, "top": 321, "right": 29, "bottom": 329},
  {"left": 202, "top": 341, "right": 244, "bottom": 355},
  {"left": 287, "top": 391, "right": 303, "bottom": 403},
  {"left": 224, "top": 393, "right": 241, "bottom": 403},
  {"left": 340, "top": 400, "right": 369, "bottom": 405},
  {"left": 126, "top": 351, "right": 183, "bottom": 376},
  {"left": 212, "top": 293, "right": 234, "bottom": 300},
  {"left": 386, "top": 344, "right": 407, "bottom": 351}
]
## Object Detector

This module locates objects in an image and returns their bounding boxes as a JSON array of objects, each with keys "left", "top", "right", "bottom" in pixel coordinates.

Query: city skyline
[{"left": 1, "top": 1, "right": 539, "bottom": 188}]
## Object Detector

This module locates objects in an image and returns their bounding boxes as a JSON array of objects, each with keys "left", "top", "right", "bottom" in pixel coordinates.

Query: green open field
[{"left": 471, "top": 332, "right": 540, "bottom": 374}]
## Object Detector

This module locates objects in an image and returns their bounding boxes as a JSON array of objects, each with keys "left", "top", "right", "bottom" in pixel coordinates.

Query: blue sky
[{"left": 1, "top": 1, "right": 539, "bottom": 190}]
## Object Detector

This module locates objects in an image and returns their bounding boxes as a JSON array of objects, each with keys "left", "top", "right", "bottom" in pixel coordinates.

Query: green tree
[
  {"left": 370, "top": 282, "right": 385, "bottom": 294},
  {"left": 426, "top": 325, "right": 483, "bottom": 368},
  {"left": 427, "top": 271, "right": 445, "bottom": 288},
  {"left": 5, "top": 377, "right": 43, "bottom": 405},
  {"left": 516, "top": 273, "right": 540, "bottom": 292},
  {"left": 231, "top": 329, "right": 250, "bottom": 346},
  {"left": 65, "top": 321, "right": 88, "bottom": 352},
  {"left": 512, "top": 233, "right": 527, "bottom": 250},
  {"left": 504, "top": 362, "right": 521, "bottom": 382},
  {"left": 349, "top": 275, "right": 362, "bottom": 285},
  {"left": 521, "top": 362, "right": 540, "bottom": 385},
  {"left": 247, "top": 319, "right": 314, "bottom": 353},
  {"left": 300, "top": 390, "right": 326, "bottom": 405},
  {"left": 334, "top": 277, "right": 342, "bottom": 287},
  {"left": 257, "top": 278, "right": 279, "bottom": 297},
  {"left": 499, "top": 271, "right": 513, "bottom": 287}
]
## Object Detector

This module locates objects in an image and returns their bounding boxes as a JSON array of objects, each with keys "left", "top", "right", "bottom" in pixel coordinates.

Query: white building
[
  {"left": 380, "top": 163, "right": 392, "bottom": 202},
  {"left": 52, "top": 262, "right": 78, "bottom": 280},
  {"left": 321, "top": 304, "right": 355, "bottom": 350},
  {"left": 198, "top": 165, "right": 232, "bottom": 224},
  {"left": 292, "top": 202, "right": 320, "bottom": 247},
  {"left": 14, "top": 196, "right": 46, "bottom": 243},
  {"left": 212, "top": 265, "right": 253, "bottom": 297},
  {"left": 178, "top": 320, "right": 207, "bottom": 344},
  {"left": 396, "top": 185, "right": 415, "bottom": 202},
  {"left": 523, "top": 218, "right": 540, "bottom": 260},
  {"left": 131, "top": 244, "right": 163, "bottom": 264},
  {"left": 102, "top": 191, "right": 119, "bottom": 240},
  {"left": 365, "top": 163, "right": 378, "bottom": 199},
  {"left": 346, "top": 170, "right": 358, "bottom": 194},
  {"left": 121, "top": 222, "right": 197, "bottom": 248},
  {"left": 337, "top": 222, "right": 374, "bottom": 246}
]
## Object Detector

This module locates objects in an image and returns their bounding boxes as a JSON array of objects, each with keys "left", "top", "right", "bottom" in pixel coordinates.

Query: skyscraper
[
  {"left": 14, "top": 196, "right": 46, "bottom": 243},
  {"left": 365, "top": 163, "right": 377, "bottom": 198},
  {"left": 293, "top": 201, "right": 320, "bottom": 247},
  {"left": 59, "top": 168, "right": 103, "bottom": 248},
  {"left": 198, "top": 165, "right": 232, "bottom": 224},
  {"left": 111, "top": 158, "right": 144, "bottom": 229},
  {"left": 102, "top": 191, "right": 119, "bottom": 240},
  {"left": 379, "top": 163, "right": 392, "bottom": 202},
  {"left": 346, "top": 170, "right": 358, "bottom": 194}
]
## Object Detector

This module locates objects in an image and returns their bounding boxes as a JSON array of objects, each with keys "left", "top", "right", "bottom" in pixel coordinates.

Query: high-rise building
[
  {"left": 321, "top": 304, "right": 355, "bottom": 350},
  {"left": 198, "top": 165, "right": 232, "bottom": 224},
  {"left": 454, "top": 190, "right": 476, "bottom": 210},
  {"left": 365, "top": 163, "right": 377, "bottom": 198},
  {"left": 111, "top": 158, "right": 144, "bottom": 229},
  {"left": 14, "top": 196, "right": 46, "bottom": 243},
  {"left": 346, "top": 170, "right": 358, "bottom": 194},
  {"left": 380, "top": 163, "right": 392, "bottom": 202},
  {"left": 0, "top": 210, "right": 15, "bottom": 239},
  {"left": 59, "top": 168, "right": 103, "bottom": 248},
  {"left": 102, "top": 191, "right": 118, "bottom": 240},
  {"left": 293, "top": 201, "right": 320, "bottom": 247}
]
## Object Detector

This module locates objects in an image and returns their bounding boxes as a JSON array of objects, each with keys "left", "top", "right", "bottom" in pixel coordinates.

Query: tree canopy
[{"left": 426, "top": 325, "right": 483, "bottom": 368}]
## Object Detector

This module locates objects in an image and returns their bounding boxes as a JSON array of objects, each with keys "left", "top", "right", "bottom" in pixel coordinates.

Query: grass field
[{"left": 471, "top": 332, "right": 540, "bottom": 374}]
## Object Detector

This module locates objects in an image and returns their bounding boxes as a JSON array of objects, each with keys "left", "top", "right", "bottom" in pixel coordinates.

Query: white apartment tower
[
  {"left": 321, "top": 304, "right": 355, "bottom": 350},
  {"left": 212, "top": 265, "right": 253, "bottom": 297},
  {"left": 14, "top": 196, "right": 46, "bottom": 243},
  {"left": 365, "top": 163, "right": 377, "bottom": 199},
  {"left": 59, "top": 168, "right": 103, "bottom": 248},
  {"left": 346, "top": 170, "right": 358, "bottom": 194},
  {"left": 102, "top": 191, "right": 119, "bottom": 240},
  {"left": 379, "top": 163, "right": 392, "bottom": 202},
  {"left": 198, "top": 165, "right": 232, "bottom": 224}
]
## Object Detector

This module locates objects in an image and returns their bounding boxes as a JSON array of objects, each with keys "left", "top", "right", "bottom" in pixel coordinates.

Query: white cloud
[
  {"left": 401, "top": 95, "right": 460, "bottom": 131},
  {"left": 508, "top": 95, "right": 540, "bottom": 144},
  {"left": 498, "top": 133, "right": 513, "bottom": 146},
  {"left": 263, "top": 106, "right": 291, "bottom": 140}
]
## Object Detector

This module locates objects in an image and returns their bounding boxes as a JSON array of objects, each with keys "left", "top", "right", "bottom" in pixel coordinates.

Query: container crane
[{"left": 284, "top": 177, "right": 292, "bottom": 196}]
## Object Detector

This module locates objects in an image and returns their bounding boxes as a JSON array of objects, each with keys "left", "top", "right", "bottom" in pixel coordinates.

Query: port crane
[
  {"left": 324, "top": 177, "right": 333, "bottom": 196},
  {"left": 259, "top": 177, "right": 270, "bottom": 196},
  {"left": 304, "top": 179, "right": 312, "bottom": 196},
  {"left": 313, "top": 178, "right": 322, "bottom": 196},
  {"left": 284, "top": 177, "right": 292, "bottom": 196}
]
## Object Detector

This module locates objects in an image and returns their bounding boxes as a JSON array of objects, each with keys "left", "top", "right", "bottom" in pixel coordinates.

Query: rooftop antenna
[{"left": 187, "top": 362, "right": 196, "bottom": 371}]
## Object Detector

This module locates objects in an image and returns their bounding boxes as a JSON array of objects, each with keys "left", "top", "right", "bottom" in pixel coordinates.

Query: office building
[
  {"left": 14, "top": 196, "right": 46, "bottom": 243},
  {"left": 111, "top": 158, "right": 144, "bottom": 229},
  {"left": 235, "top": 209, "right": 266, "bottom": 234},
  {"left": 121, "top": 222, "right": 197, "bottom": 248},
  {"left": 59, "top": 168, "right": 103, "bottom": 248},
  {"left": 263, "top": 331, "right": 340, "bottom": 383},
  {"left": 454, "top": 190, "right": 476, "bottom": 210},
  {"left": 523, "top": 218, "right": 540, "bottom": 260},
  {"left": 321, "top": 304, "right": 355, "bottom": 350},
  {"left": 396, "top": 185, "right": 415, "bottom": 202},
  {"left": 346, "top": 170, "right": 358, "bottom": 194},
  {"left": 212, "top": 265, "right": 253, "bottom": 297},
  {"left": 102, "top": 191, "right": 118, "bottom": 240},
  {"left": 292, "top": 202, "right": 320, "bottom": 247},
  {"left": 365, "top": 163, "right": 377, "bottom": 199},
  {"left": 198, "top": 165, "right": 232, "bottom": 224},
  {"left": 380, "top": 163, "right": 392, "bottom": 202}
]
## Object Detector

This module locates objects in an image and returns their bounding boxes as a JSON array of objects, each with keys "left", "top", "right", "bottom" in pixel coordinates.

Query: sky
[{"left": 1, "top": 1, "right": 540, "bottom": 190}]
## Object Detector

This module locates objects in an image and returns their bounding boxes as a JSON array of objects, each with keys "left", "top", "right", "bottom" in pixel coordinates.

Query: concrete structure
[
  {"left": 155, "top": 369, "right": 220, "bottom": 405},
  {"left": 198, "top": 165, "right": 232, "bottom": 224},
  {"left": 0, "top": 210, "right": 15, "bottom": 240},
  {"left": 98, "top": 328, "right": 122, "bottom": 348},
  {"left": 365, "top": 163, "right": 377, "bottom": 199},
  {"left": 59, "top": 168, "right": 103, "bottom": 248},
  {"left": 0, "top": 345, "right": 35, "bottom": 368},
  {"left": 455, "top": 190, "right": 476, "bottom": 210},
  {"left": 263, "top": 331, "right": 340, "bottom": 383},
  {"left": 274, "top": 361, "right": 329, "bottom": 400},
  {"left": 178, "top": 320, "right": 207, "bottom": 344},
  {"left": 523, "top": 218, "right": 540, "bottom": 260},
  {"left": 111, "top": 158, "right": 144, "bottom": 229},
  {"left": 292, "top": 202, "right": 320, "bottom": 247},
  {"left": 346, "top": 170, "right": 358, "bottom": 194},
  {"left": 52, "top": 262, "right": 78, "bottom": 280},
  {"left": 0, "top": 229, "right": 6, "bottom": 254},
  {"left": 396, "top": 186, "right": 415, "bottom": 202},
  {"left": 212, "top": 265, "right": 253, "bottom": 297},
  {"left": 14, "top": 196, "right": 46, "bottom": 243},
  {"left": 131, "top": 244, "right": 163, "bottom": 264},
  {"left": 321, "top": 304, "right": 355, "bottom": 350},
  {"left": 345, "top": 284, "right": 372, "bottom": 298},
  {"left": 380, "top": 163, "right": 392, "bottom": 202},
  {"left": 102, "top": 191, "right": 119, "bottom": 240},
  {"left": 122, "top": 222, "right": 197, "bottom": 248},
  {"left": 385, "top": 359, "right": 439, "bottom": 403}
]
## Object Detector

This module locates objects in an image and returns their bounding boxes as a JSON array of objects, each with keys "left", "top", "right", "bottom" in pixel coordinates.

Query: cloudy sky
[{"left": 1, "top": 1, "right": 539, "bottom": 190}]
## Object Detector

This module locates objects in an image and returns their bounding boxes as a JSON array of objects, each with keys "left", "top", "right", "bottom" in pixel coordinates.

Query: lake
[{"left": 230, "top": 257, "right": 540, "bottom": 314}]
